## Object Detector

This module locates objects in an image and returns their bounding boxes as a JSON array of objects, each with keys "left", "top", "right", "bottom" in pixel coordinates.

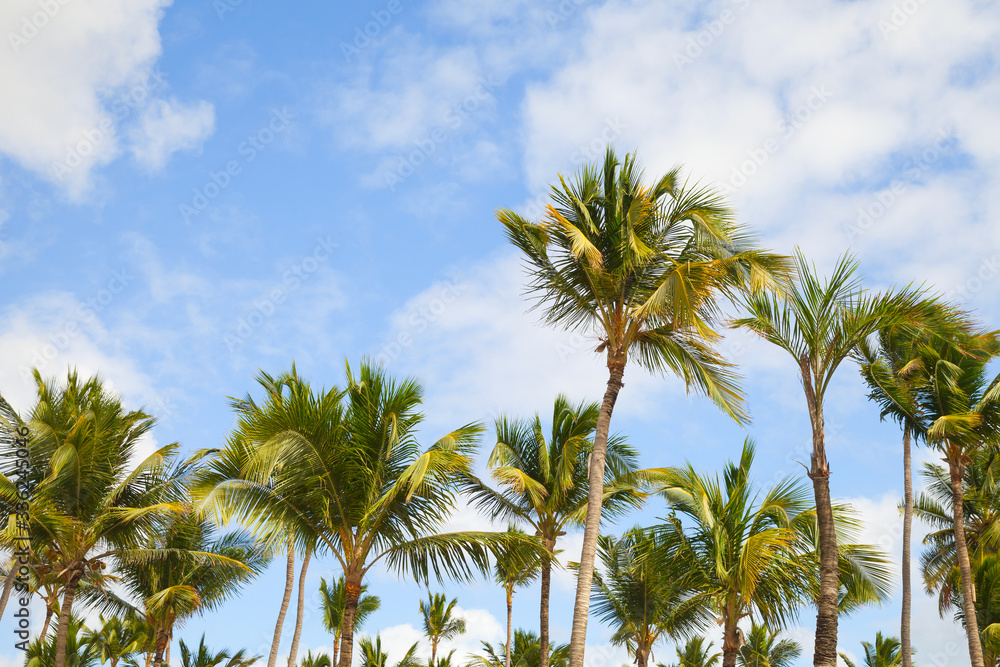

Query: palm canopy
[
  {"left": 736, "top": 624, "right": 801, "bottom": 667},
  {"left": 660, "top": 637, "right": 721, "bottom": 667},
  {"left": 82, "top": 614, "right": 147, "bottom": 667},
  {"left": 421, "top": 592, "right": 467, "bottom": 663},
  {"left": 469, "top": 631, "right": 570, "bottom": 667},
  {"left": 586, "top": 530, "right": 711, "bottom": 667},
  {"left": 321, "top": 575, "right": 381, "bottom": 664},
  {"left": 178, "top": 635, "right": 261, "bottom": 667},
  {"left": 839, "top": 632, "right": 906, "bottom": 667},
  {"left": 500, "top": 149, "right": 789, "bottom": 423},
  {"left": 358, "top": 636, "right": 421, "bottom": 667}
]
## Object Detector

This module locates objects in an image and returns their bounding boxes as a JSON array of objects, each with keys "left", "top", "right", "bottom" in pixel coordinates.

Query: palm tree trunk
[
  {"left": 568, "top": 353, "right": 626, "bottom": 667},
  {"left": 801, "top": 361, "right": 839, "bottom": 667},
  {"left": 635, "top": 643, "right": 650, "bottom": 667},
  {"left": 540, "top": 537, "right": 556, "bottom": 667},
  {"left": 721, "top": 618, "right": 740, "bottom": 667},
  {"left": 337, "top": 572, "right": 363, "bottom": 667},
  {"left": 950, "top": 457, "right": 986, "bottom": 667},
  {"left": 0, "top": 561, "right": 16, "bottom": 620},
  {"left": 505, "top": 586, "right": 513, "bottom": 667},
  {"left": 152, "top": 628, "right": 169, "bottom": 667},
  {"left": 334, "top": 631, "right": 341, "bottom": 667},
  {"left": 41, "top": 600, "right": 54, "bottom": 639},
  {"left": 901, "top": 427, "right": 913, "bottom": 667},
  {"left": 53, "top": 569, "right": 82, "bottom": 667},
  {"left": 432, "top": 638, "right": 439, "bottom": 666},
  {"left": 287, "top": 546, "right": 313, "bottom": 667},
  {"left": 268, "top": 541, "right": 296, "bottom": 667}
]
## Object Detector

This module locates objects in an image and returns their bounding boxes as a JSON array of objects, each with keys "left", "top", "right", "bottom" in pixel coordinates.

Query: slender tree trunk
[
  {"left": 287, "top": 546, "right": 312, "bottom": 667},
  {"left": 721, "top": 617, "right": 740, "bottom": 667},
  {"left": 801, "top": 361, "right": 839, "bottom": 667},
  {"left": 337, "top": 572, "right": 363, "bottom": 667},
  {"left": 432, "top": 638, "right": 439, "bottom": 666},
  {"left": 53, "top": 570, "right": 82, "bottom": 667},
  {"left": 568, "top": 353, "right": 626, "bottom": 667},
  {"left": 152, "top": 628, "right": 170, "bottom": 667},
  {"left": 334, "top": 631, "right": 341, "bottom": 667},
  {"left": 950, "top": 457, "right": 986, "bottom": 667},
  {"left": 0, "top": 561, "right": 16, "bottom": 620},
  {"left": 635, "top": 643, "right": 650, "bottom": 667},
  {"left": 505, "top": 586, "right": 513, "bottom": 667},
  {"left": 539, "top": 536, "right": 556, "bottom": 667},
  {"left": 268, "top": 541, "right": 296, "bottom": 667},
  {"left": 901, "top": 427, "right": 913, "bottom": 667},
  {"left": 166, "top": 633, "right": 172, "bottom": 667},
  {"left": 40, "top": 599, "right": 54, "bottom": 638}
]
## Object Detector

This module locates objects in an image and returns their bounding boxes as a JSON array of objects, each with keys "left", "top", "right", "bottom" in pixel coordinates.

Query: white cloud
[
  {"left": 0, "top": 0, "right": 215, "bottom": 197},
  {"left": 128, "top": 97, "right": 216, "bottom": 171}
]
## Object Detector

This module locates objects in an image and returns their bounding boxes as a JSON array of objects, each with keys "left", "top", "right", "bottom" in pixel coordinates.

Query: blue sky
[{"left": 1, "top": 0, "right": 999, "bottom": 664}]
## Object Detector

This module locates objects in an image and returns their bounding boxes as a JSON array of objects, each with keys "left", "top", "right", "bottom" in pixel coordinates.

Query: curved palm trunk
[
  {"left": 505, "top": 586, "right": 513, "bottom": 667},
  {"left": 568, "top": 353, "right": 626, "bottom": 667},
  {"left": 801, "top": 362, "right": 839, "bottom": 667},
  {"left": 53, "top": 570, "right": 82, "bottom": 667},
  {"left": 901, "top": 427, "right": 913, "bottom": 667},
  {"left": 268, "top": 541, "right": 296, "bottom": 667},
  {"left": 287, "top": 546, "right": 313, "bottom": 667},
  {"left": 539, "top": 536, "right": 556, "bottom": 667},
  {"left": 950, "top": 457, "right": 986, "bottom": 667},
  {"left": 432, "top": 638, "right": 439, "bottom": 665},
  {"left": 152, "top": 627, "right": 170, "bottom": 667},
  {"left": 333, "top": 631, "right": 342, "bottom": 666},
  {"left": 0, "top": 562, "right": 16, "bottom": 620},
  {"left": 337, "top": 571, "right": 364, "bottom": 667},
  {"left": 40, "top": 599, "right": 54, "bottom": 639}
]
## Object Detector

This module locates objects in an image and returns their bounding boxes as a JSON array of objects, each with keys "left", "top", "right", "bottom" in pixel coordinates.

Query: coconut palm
[
  {"left": 736, "top": 624, "right": 801, "bottom": 667},
  {"left": 493, "top": 526, "right": 543, "bottom": 667},
  {"left": 83, "top": 615, "right": 148, "bottom": 667},
  {"left": 177, "top": 635, "right": 261, "bottom": 667},
  {"left": 301, "top": 651, "right": 334, "bottom": 667},
  {"left": 421, "top": 593, "right": 467, "bottom": 665},
  {"left": 838, "top": 632, "right": 905, "bottom": 667},
  {"left": 499, "top": 148, "right": 790, "bottom": 667},
  {"left": 462, "top": 396, "right": 644, "bottom": 667},
  {"left": 585, "top": 530, "right": 711, "bottom": 667},
  {"left": 469, "top": 630, "right": 570, "bottom": 667},
  {"left": 196, "top": 361, "right": 525, "bottom": 667},
  {"left": 320, "top": 575, "right": 381, "bottom": 665},
  {"left": 0, "top": 370, "right": 178, "bottom": 667},
  {"left": 117, "top": 502, "right": 269, "bottom": 667},
  {"left": 732, "top": 251, "right": 937, "bottom": 666},
  {"left": 358, "top": 636, "right": 421, "bottom": 667},
  {"left": 26, "top": 614, "right": 99, "bottom": 667},
  {"left": 661, "top": 637, "right": 721, "bottom": 667},
  {"left": 963, "top": 554, "right": 1000, "bottom": 667}
]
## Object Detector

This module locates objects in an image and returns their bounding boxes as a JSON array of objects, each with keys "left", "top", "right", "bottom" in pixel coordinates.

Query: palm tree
[
  {"left": 736, "top": 624, "right": 801, "bottom": 667},
  {"left": 0, "top": 370, "right": 177, "bottom": 667},
  {"left": 493, "top": 527, "right": 542, "bottom": 667},
  {"left": 963, "top": 554, "right": 1000, "bottom": 667},
  {"left": 83, "top": 615, "right": 148, "bottom": 667},
  {"left": 177, "top": 635, "right": 261, "bottom": 667},
  {"left": 586, "top": 530, "right": 710, "bottom": 667},
  {"left": 462, "top": 395, "right": 644, "bottom": 667},
  {"left": 421, "top": 592, "right": 467, "bottom": 665},
  {"left": 320, "top": 575, "right": 381, "bottom": 665},
  {"left": 196, "top": 361, "right": 525, "bottom": 667},
  {"left": 907, "top": 329, "right": 1000, "bottom": 667},
  {"left": 500, "top": 148, "right": 790, "bottom": 667},
  {"left": 358, "top": 636, "right": 422, "bottom": 667},
  {"left": 732, "top": 251, "right": 936, "bottom": 666},
  {"left": 469, "top": 630, "right": 570, "bottom": 667},
  {"left": 117, "top": 502, "right": 270, "bottom": 667},
  {"left": 661, "top": 637, "right": 721, "bottom": 667},
  {"left": 838, "top": 632, "right": 905, "bottom": 667},
  {"left": 26, "top": 614, "right": 99, "bottom": 667},
  {"left": 300, "top": 651, "right": 334, "bottom": 667}
]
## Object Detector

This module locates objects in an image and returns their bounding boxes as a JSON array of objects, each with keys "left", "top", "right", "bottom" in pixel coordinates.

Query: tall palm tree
[
  {"left": 470, "top": 630, "right": 571, "bottom": 667},
  {"left": 736, "top": 624, "right": 801, "bottom": 667},
  {"left": 732, "top": 251, "right": 935, "bottom": 667},
  {"left": 421, "top": 592, "right": 467, "bottom": 665},
  {"left": 462, "top": 395, "right": 644, "bottom": 667},
  {"left": 83, "top": 615, "right": 148, "bottom": 667},
  {"left": 117, "top": 503, "right": 269, "bottom": 667},
  {"left": 500, "top": 148, "right": 790, "bottom": 667},
  {"left": 358, "top": 636, "right": 421, "bottom": 667},
  {"left": 661, "top": 637, "right": 721, "bottom": 667},
  {"left": 320, "top": 575, "right": 381, "bottom": 665},
  {"left": 196, "top": 361, "right": 526, "bottom": 667},
  {"left": 177, "top": 635, "right": 261, "bottom": 667},
  {"left": 0, "top": 370, "right": 178, "bottom": 667},
  {"left": 585, "top": 530, "right": 710, "bottom": 667},
  {"left": 493, "top": 526, "right": 542, "bottom": 667},
  {"left": 838, "top": 632, "right": 905, "bottom": 667}
]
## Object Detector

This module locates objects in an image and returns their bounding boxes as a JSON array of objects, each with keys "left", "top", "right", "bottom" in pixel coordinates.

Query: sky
[{"left": 0, "top": 0, "right": 998, "bottom": 665}]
